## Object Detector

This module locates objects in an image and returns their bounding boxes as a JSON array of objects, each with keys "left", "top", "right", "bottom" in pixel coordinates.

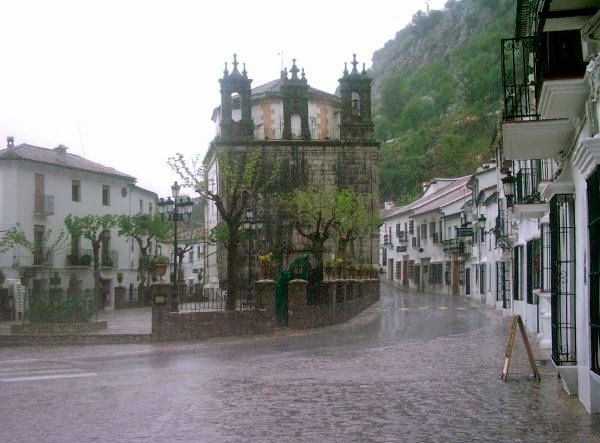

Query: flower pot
[{"left": 155, "top": 264, "right": 167, "bottom": 281}]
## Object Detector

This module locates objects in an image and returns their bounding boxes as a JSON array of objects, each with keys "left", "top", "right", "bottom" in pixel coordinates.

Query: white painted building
[
  {"left": 379, "top": 176, "right": 473, "bottom": 296},
  {"left": 0, "top": 138, "right": 157, "bottom": 310},
  {"left": 499, "top": 0, "right": 600, "bottom": 412}
]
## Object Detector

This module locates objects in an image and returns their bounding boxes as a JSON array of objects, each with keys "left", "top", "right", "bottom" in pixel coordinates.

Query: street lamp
[
  {"left": 501, "top": 171, "right": 515, "bottom": 206},
  {"left": 243, "top": 207, "right": 263, "bottom": 303},
  {"left": 157, "top": 182, "right": 194, "bottom": 311}
]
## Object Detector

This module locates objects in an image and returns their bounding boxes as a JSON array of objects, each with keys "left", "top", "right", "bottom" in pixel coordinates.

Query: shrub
[{"left": 27, "top": 296, "right": 96, "bottom": 324}]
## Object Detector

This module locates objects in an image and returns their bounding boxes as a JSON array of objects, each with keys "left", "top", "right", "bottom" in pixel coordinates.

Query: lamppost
[
  {"left": 157, "top": 182, "right": 194, "bottom": 311},
  {"left": 243, "top": 207, "right": 263, "bottom": 302}
]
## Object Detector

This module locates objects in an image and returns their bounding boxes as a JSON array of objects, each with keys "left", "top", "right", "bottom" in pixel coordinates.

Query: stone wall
[{"left": 287, "top": 279, "right": 380, "bottom": 329}]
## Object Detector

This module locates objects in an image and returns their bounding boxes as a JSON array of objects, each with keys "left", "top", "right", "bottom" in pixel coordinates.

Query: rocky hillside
[{"left": 371, "top": 0, "right": 515, "bottom": 204}]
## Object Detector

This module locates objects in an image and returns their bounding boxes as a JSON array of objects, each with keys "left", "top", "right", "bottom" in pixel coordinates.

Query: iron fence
[{"left": 501, "top": 36, "right": 538, "bottom": 121}]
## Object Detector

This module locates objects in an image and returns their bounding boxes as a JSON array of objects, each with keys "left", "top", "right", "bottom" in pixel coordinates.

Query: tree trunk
[
  {"left": 92, "top": 241, "right": 102, "bottom": 310},
  {"left": 225, "top": 237, "right": 239, "bottom": 310},
  {"left": 313, "top": 239, "right": 325, "bottom": 268}
]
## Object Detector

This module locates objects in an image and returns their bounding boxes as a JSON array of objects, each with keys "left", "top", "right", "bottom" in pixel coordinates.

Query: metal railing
[
  {"left": 501, "top": 36, "right": 538, "bottom": 121},
  {"left": 33, "top": 194, "right": 55, "bottom": 215},
  {"left": 101, "top": 250, "right": 118, "bottom": 268},
  {"left": 66, "top": 249, "right": 93, "bottom": 267}
]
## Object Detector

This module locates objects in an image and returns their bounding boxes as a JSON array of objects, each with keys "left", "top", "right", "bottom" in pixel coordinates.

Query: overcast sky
[{"left": 0, "top": 0, "right": 447, "bottom": 197}]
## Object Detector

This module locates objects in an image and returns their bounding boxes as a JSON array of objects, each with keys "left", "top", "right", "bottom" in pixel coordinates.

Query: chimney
[
  {"left": 384, "top": 201, "right": 395, "bottom": 210},
  {"left": 54, "top": 144, "right": 68, "bottom": 158},
  {"left": 6, "top": 136, "right": 14, "bottom": 149},
  {"left": 422, "top": 181, "right": 431, "bottom": 193}
]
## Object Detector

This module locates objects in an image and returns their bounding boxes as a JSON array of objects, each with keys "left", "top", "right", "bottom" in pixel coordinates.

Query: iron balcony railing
[
  {"left": 442, "top": 238, "right": 465, "bottom": 255},
  {"left": 101, "top": 250, "right": 118, "bottom": 268},
  {"left": 495, "top": 210, "right": 513, "bottom": 238},
  {"left": 33, "top": 194, "right": 55, "bottom": 216},
  {"left": 513, "top": 159, "right": 557, "bottom": 204},
  {"left": 501, "top": 36, "right": 538, "bottom": 121},
  {"left": 66, "top": 249, "right": 93, "bottom": 267},
  {"left": 32, "top": 248, "right": 53, "bottom": 266}
]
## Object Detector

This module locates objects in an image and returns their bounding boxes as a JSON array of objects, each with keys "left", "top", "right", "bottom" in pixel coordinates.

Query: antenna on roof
[
  {"left": 76, "top": 123, "right": 86, "bottom": 157},
  {"left": 277, "top": 51, "right": 284, "bottom": 71}
]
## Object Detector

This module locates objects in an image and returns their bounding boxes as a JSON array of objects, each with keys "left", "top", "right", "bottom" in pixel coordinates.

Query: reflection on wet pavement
[{"left": 0, "top": 283, "right": 599, "bottom": 443}]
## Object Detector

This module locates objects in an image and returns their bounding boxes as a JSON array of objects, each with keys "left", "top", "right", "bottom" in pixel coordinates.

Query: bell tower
[
  {"left": 281, "top": 59, "right": 311, "bottom": 140},
  {"left": 339, "top": 54, "right": 374, "bottom": 140},
  {"left": 219, "top": 54, "right": 254, "bottom": 141}
]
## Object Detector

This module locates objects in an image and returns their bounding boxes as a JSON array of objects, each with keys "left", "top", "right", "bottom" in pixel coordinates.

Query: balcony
[
  {"left": 396, "top": 245, "right": 407, "bottom": 253},
  {"left": 495, "top": 210, "right": 515, "bottom": 250},
  {"left": 31, "top": 248, "right": 53, "bottom": 267},
  {"left": 442, "top": 238, "right": 467, "bottom": 255},
  {"left": 101, "top": 250, "right": 118, "bottom": 268},
  {"left": 33, "top": 194, "right": 55, "bottom": 216},
  {"left": 66, "top": 249, "right": 93, "bottom": 267},
  {"left": 396, "top": 231, "right": 407, "bottom": 242},
  {"left": 501, "top": 32, "right": 582, "bottom": 160},
  {"left": 512, "top": 159, "right": 556, "bottom": 216}
]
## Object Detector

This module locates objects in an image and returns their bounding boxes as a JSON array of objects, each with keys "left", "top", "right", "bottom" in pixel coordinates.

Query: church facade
[{"left": 203, "top": 54, "right": 379, "bottom": 289}]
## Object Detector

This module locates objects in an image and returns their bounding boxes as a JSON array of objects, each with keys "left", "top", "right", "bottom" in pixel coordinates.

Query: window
[
  {"left": 197, "top": 246, "right": 201, "bottom": 257},
  {"left": 421, "top": 224, "right": 428, "bottom": 240},
  {"left": 588, "top": 167, "right": 600, "bottom": 376},
  {"left": 541, "top": 224, "right": 552, "bottom": 291},
  {"left": 72, "top": 180, "right": 81, "bottom": 202},
  {"left": 102, "top": 185, "right": 110, "bottom": 206},
  {"left": 33, "top": 225, "right": 45, "bottom": 265},
  {"left": 139, "top": 199, "right": 143, "bottom": 214},
  {"left": 429, "top": 263, "right": 443, "bottom": 285},
  {"left": 408, "top": 220, "right": 414, "bottom": 235},
  {"left": 395, "top": 262, "right": 401, "bottom": 280},
  {"left": 513, "top": 245, "right": 522, "bottom": 301},
  {"left": 479, "top": 264, "right": 486, "bottom": 294},
  {"left": 149, "top": 202, "right": 153, "bottom": 215},
  {"left": 407, "top": 260, "right": 414, "bottom": 280},
  {"left": 550, "top": 194, "right": 576, "bottom": 366},
  {"left": 189, "top": 250, "right": 194, "bottom": 263},
  {"left": 496, "top": 261, "right": 511, "bottom": 309},
  {"left": 413, "top": 264, "right": 420, "bottom": 283}
]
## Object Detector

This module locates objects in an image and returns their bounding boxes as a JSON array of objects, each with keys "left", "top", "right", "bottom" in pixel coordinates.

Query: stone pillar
[
  {"left": 336, "top": 280, "right": 345, "bottom": 304},
  {"left": 151, "top": 282, "right": 171, "bottom": 342},
  {"left": 256, "top": 279, "right": 276, "bottom": 310},
  {"left": 287, "top": 279, "right": 308, "bottom": 328},
  {"left": 114, "top": 286, "right": 126, "bottom": 309}
]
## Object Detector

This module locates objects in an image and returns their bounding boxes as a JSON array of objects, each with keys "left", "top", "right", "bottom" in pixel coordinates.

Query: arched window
[
  {"left": 230, "top": 93, "right": 242, "bottom": 122},
  {"left": 351, "top": 92, "right": 361, "bottom": 116},
  {"left": 291, "top": 114, "right": 302, "bottom": 139}
]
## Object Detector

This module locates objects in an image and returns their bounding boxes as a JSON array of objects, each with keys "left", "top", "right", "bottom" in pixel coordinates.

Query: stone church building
[{"left": 203, "top": 54, "right": 379, "bottom": 289}]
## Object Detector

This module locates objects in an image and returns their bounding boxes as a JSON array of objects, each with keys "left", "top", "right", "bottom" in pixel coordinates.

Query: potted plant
[
  {"left": 116, "top": 272, "right": 124, "bottom": 286},
  {"left": 257, "top": 252, "right": 274, "bottom": 280},
  {"left": 154, "top": 255, "right": 169, "bottom": 281}
]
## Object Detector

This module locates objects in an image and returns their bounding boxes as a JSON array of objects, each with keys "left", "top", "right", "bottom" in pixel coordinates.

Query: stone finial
[
  {"left": 242, "top": 62, "right": 247, "bottom": 77},
  {"left": 343, "top": 62, "right": 348, "bottom": 76},
  {"left": 232, "top": 53, "right": 239, "bottom": 74},
  {"left": 7, "top": 136, "right": 14, "bottom": 148},
  {"left": 280, "top": 67, "right": 288, "bottom": 80},
  {"left": 223, "top": 62, "right": 229, "bottom": 77},
  {"left": 290, "top": 58, "right": 300, "bottom": 80},
  {"left": 362, "top": 63, "right": 367, "bottom": 75},
  {"left": 351, "top": 53, "right": 359, "bottom": 74},
  {"left": 301, "top": 68, "right": 306, "bottom": 80}
]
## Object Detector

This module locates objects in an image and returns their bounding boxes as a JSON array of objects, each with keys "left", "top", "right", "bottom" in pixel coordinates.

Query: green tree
[
  {"left": 117, "top": 214, "right": 170, "bottom": 290},
  {"left": 169, "top": 148, "right": 278, "bottom": 310},
  {"left": 64, "top": 214, "right": 118, "bottom": 305},
  {"left": 0, "top": 226, "right": 66, "bottom": 266},
  {"left": 332, "top": 190, "right": 380, "bottom": 262}
]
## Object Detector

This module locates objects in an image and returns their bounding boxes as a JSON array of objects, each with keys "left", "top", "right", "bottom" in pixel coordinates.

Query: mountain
[{"left": 371, "top": 0, "right": 515, "bottom": 205}]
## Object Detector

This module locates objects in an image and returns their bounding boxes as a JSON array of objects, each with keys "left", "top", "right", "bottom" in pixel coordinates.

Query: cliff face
[{"left": 370, "top": 0, "right": 515, "bottom": 204}]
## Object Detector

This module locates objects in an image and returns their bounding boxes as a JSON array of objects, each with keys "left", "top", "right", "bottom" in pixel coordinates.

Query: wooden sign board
[{"left": 501, "top": 315, "right": 541, "bottom": 382}]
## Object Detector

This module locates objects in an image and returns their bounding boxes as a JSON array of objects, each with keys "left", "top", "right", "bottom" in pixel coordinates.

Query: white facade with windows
[{"left": 0, "top": 139, "right": 157, "bottom": 310}]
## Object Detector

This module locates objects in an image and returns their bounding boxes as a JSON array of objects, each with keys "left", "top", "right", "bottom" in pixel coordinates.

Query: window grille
[
  {"left": 550, "top": 194, "right": 577, "bottom": 366},
  {"left": 513, "top": 245, "right": 523, "bottom": 301},
  {"left": 588, "top": 168, "right": 600, "bottom": 375},
  {"left": 541, "top": 224, "right": 551, "bottom": 291},
  {"left": 496, "top": 261, "right": 511, "bottom": 309},
  {"left": 395, "top": 262, "right": 401, "bottom": 281}
]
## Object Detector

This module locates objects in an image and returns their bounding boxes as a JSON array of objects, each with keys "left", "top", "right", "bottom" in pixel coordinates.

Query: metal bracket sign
[
  {"left": 455, "top": 227, "right": 474, "bottom": 237},
  {"left": 153, "top": 294, "right": 167, "bottom": 305}
]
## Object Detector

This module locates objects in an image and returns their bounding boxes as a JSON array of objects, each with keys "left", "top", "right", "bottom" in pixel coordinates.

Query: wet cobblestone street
[{"left": 1, "top": 283, "right": 599, "bottom": 442}]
